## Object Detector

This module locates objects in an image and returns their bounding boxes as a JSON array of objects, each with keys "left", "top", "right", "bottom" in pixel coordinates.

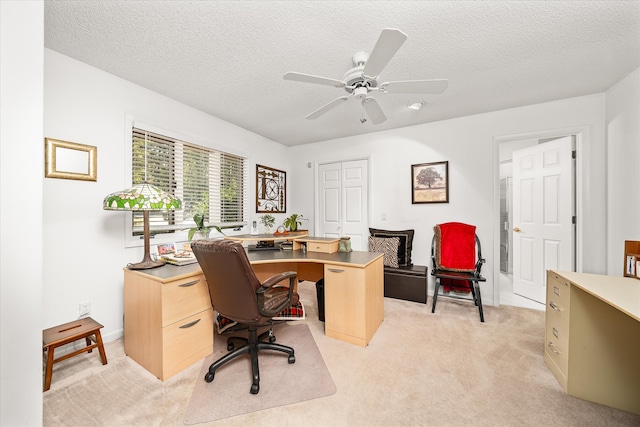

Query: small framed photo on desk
[{"left": 156, "top": 242, "right": 177, "bottom": 256}]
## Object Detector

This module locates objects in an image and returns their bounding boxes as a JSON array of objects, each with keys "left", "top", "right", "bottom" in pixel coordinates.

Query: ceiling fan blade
[
  {"left": 306, "top": 95, "right": 351, "bottom": 120},
  {"left": 283, "top": 72, "right": 345, "bottom": 88},
  {"left": 362, "top": 98, "right": 387, "bottom": 124},
  {"left": 380, "top": 79, "right": 449, "bottom": 94},
  {"left": 362, "top": 28, "right": 408, "bottom": 78}
]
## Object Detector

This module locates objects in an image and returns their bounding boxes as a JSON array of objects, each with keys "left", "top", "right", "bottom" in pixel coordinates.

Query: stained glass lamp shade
[{"left": 103, "top": 182, "right": 182, "bottom": 270}]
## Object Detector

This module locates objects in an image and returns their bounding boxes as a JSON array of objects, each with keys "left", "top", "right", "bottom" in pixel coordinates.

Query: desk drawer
[
  {"left": 162, "top": 308, "right": 213, "bottom": 379},
  {"left": 161, "top": 274, "right": 211, "bottom": 327},
  {"left": 306, "top": 240, "right": 339, "bottom": 254}
]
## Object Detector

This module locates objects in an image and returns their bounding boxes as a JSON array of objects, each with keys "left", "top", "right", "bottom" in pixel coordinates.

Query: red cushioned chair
[{"left": 431, "top": 222, "right": 486, "bottom": 322}]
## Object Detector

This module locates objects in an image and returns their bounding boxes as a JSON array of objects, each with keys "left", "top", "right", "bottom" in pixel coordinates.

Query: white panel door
[
  {"left": 513, "top": 136, "right": 573, "bottom": 303},
  {"left": 318, "top": 163, "right": 342, "bottom": 239},
  {"left": 317, "top": 159, "right": 368, "bottom": 251}
]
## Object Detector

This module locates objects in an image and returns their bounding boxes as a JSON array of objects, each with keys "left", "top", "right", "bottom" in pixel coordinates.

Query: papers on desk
[{"left": 161, "top": 251, "right": 198, "bottom": 265}]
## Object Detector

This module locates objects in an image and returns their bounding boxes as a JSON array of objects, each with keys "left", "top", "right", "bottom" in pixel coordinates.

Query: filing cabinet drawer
[
  {"left": 545, "top": 320, "right": 569, "bottom": 375},
  {"left": 162, "top": 308, "right": 214, "bottom": 379},
  {"left": 546, "top": 271, "right": 570, "bottom": 331},
  {"left": 547, "top": 272, "right": 570, "bottom": 309},
  {"left": 161, "top": 274, "right": 211, "bottom": 326}
]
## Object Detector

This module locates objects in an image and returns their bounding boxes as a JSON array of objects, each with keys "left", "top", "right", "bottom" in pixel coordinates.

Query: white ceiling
[{"left": 44, "top": 1, "right": 640, "bottom": 146}]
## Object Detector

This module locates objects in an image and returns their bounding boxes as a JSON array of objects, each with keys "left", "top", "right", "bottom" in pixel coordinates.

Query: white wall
[
  {"left": 606, "top": 67, "right": 640, "bottom": 275},
  {"left": 289, "top": 94, "right": 608, "bottom": 305},
  {"left": 43, "top": 50, "right": 292, "bottom": 341},
  {"left": 0, "top": 1, "right": 44, "bottom": 424}
]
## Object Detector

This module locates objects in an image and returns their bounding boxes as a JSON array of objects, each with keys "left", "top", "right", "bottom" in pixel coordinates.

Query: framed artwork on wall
[
  {"left": 411, "top": 161, "right": 449, "bottom": 204},
  {"left": 256, "top": 164, "right": 286, "bottom": 213},
  {"left": 45, "top": 138, "right": 97, "bottom": 181}
]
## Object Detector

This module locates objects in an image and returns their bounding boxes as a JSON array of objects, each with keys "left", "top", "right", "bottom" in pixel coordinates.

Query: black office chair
[
  {"left": 431, "top": 222, "right": 486, "bottom": 322},
  {"left": 191, "top": 239, "right": 298, "bottom": 394}
]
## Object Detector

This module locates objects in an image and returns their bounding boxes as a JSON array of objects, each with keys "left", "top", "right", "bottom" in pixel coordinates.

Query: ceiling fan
[{"left": 283, "top": 28, "right": 448, "bottom": 125}]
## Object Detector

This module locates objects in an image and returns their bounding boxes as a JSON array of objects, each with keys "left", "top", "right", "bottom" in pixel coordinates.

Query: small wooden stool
[{"left": 42, "top": 317, "right": 107, "bottom": 391}]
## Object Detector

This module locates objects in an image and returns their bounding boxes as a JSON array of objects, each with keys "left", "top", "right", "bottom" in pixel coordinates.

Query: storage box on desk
[
  {"left": 383, "top": 265, "right": 428, "bottom": 303},
  {"left": 294, "top": 237, "right": 339, "bottom": 254}
]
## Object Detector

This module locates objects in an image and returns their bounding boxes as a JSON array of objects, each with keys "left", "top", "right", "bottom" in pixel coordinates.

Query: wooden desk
[
  {"left": 124, "top": 248, "right": 383, "bottom": 380},
  {"left": 545, "top": 270, "right": 640, "bottom": 415}
]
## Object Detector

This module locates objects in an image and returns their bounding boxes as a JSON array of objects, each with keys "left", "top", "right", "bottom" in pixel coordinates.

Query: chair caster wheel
[
  {"left": 288, "top": 355, "right": 295, "bottom": 364},
  {"left": 250, "top": 383, "right": 259, "bottom": 394},
  {"left": 269, "top": 335, "right": 276, "bottom": 343},
  {"left": 204, "top": 372, "right": 214, "bottom": 383},
  {"left": 227, "top": 343, "right": 234, "bottom": 351}
]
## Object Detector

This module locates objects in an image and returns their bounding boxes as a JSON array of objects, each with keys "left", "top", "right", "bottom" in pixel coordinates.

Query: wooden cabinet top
[{"left": 551, "top": 270, "right": 640, "bottom": 322}]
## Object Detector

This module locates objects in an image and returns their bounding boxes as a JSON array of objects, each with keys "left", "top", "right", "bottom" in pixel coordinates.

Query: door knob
[{"left": 513, "top": 227, "right": 521, "bottom": 232}]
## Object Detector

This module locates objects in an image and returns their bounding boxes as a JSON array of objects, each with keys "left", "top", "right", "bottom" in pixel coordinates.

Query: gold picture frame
[{"left": 45, "top": 138, "right": 97, "bottom": 181}]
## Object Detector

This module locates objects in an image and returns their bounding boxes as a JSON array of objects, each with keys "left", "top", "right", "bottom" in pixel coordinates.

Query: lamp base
[{"left": 127, "top": 259, "right": 164, "bottom": 270}]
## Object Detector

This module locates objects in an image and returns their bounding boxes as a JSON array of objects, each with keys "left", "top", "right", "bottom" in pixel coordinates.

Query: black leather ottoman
[{"left": 383, "top": 265, "right": 428, "bottom": 304}]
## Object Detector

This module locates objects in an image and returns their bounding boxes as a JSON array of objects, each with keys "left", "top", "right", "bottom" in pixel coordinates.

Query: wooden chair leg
[
  {"left": 43, "top": 346, "right": 55, "bottom": 392},
  {"left": 474, "top": 281, "right": 485, "bottom": 322},
  {"left": 431, "top": 278, "right": 440, "bottom": 313}
]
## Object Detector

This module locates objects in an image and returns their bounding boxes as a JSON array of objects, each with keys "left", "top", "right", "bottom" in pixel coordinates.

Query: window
[{"left": 131, "top": 127, "right": 247, "bottom": 237}]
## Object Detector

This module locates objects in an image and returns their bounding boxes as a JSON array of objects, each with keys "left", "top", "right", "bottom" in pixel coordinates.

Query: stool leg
[
  {"left": 44, "top": 346, "right": 55, "bottom": 392},
  {"left": 94, "top": 331, "right": 108, "bottom": 365}
]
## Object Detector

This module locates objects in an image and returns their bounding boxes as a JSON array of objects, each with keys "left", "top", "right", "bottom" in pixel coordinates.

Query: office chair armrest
[
  {"left": 256, "top": 271, "right": 297, "bottom": 317},
  {"left": 258, "top": 271, "right": 297, "bottom": 292}
]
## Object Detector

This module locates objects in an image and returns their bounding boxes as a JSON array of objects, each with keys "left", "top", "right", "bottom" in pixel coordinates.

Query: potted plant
[
  {"left": 284, "top": 213, "right": 306, "bottom": 231},
  {"left": 187, "top": 201, "right": 224, "bottom": 241},
  {"left": 260, "top": 214, "right": 276, "bottom": 234}
]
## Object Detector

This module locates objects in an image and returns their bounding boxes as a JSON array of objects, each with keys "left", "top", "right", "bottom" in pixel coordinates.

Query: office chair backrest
[{"left": 191, "top": 239, "right": 264, "bottom": 324}]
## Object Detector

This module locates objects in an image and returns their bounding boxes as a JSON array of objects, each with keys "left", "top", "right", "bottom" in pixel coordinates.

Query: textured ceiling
[{"left": 44, "top": 1, "right": 640, "bottom": 146}]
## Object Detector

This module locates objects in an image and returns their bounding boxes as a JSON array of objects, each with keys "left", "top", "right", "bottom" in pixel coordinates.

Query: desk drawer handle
[
  {"left": 547, "top": 341, "right": 560, "bottom": 355},
  {"left": 549, "top": 301, "right": 561, "bottom": 311},
  {"left": 328, "top": 268, "right": 344, "bottom": 273},
  {"left": 179, "top": 279, "right": 200, "bottom": 288},
  {"left": 552, "top": 327, "right": 559, "bottom": 339},
  {"left": 553, "top": 286, "right": 560, "bottom": 296},
  {"left": 179, "top": 319, "right": 201, "bottom": 329}
]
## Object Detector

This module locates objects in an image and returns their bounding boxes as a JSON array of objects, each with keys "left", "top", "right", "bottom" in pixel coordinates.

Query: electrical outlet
[{"left": 79, "top": 301, "right": 91, "bottom": 317}]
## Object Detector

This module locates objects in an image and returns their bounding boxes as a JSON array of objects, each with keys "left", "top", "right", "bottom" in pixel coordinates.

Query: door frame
[
  {"left": 313, "top": 156, "right": 371, "bottom": 241},
  {"left": 492, "top": 126, "right": 588, "bottom": 306}
]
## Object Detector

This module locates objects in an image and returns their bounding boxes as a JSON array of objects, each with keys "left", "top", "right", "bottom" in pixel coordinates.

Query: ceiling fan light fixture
[{"left": 408, "top": 101, "right": 426, "bottom": 110}]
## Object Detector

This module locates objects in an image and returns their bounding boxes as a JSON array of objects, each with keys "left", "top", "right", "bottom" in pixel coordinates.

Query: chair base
[
  {"left": 204, "top": 324, "right": 295, "bottom": 394},
  {"left": 431, "top": 276, "right": 485, "bottom": 322}
]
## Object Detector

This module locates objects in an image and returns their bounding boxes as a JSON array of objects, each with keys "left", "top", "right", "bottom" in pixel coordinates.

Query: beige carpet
[
  {"left": 43, "top": 281, "right": 640, "bottom": 426},
  {"left": 183, "top": 323, "right": 336, "bottom": 424}
]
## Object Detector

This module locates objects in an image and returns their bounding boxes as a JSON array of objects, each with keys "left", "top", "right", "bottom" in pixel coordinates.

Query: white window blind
[{"left": 132, "top": 128, "right": 248, "bottom": 235}]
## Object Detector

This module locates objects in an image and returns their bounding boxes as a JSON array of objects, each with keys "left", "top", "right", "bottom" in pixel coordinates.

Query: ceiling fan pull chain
[{"left": 360, "top": 103, "right": 367, "bottom": 124}]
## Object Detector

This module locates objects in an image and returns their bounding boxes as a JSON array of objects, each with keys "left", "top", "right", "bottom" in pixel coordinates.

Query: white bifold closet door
[{"left": 317, "top": 159, "right": 368, "bottom": 251}]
